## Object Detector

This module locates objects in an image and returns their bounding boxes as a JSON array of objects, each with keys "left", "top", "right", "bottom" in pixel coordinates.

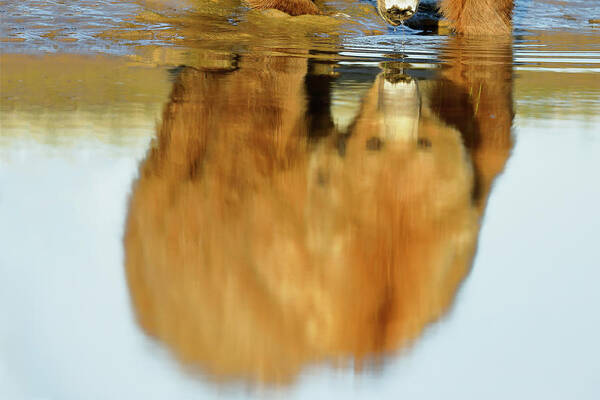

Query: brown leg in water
[
  {"left": 245, "top": 0, "right": 320, "bottom": 16},
  {"left": 439, "top": 0, "right": 514, "bottom": 35}
]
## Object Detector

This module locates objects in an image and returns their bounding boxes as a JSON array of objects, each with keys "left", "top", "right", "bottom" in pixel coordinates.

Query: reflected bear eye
[
  {"left": 366, "top": 137, "right": 383, "bottom": 151},
  {"left": 417, "top": 137, "right": 432, "bottom": 149}
]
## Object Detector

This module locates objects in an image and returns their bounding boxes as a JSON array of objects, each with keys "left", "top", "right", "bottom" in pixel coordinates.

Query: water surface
[{"left": 1, "top": 0, "right": 599, "bottom": 399}]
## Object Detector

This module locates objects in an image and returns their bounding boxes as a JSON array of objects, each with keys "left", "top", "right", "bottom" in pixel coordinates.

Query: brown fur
[
  {"left": 245, "top": 0, "right": 320, "bottom": 16},
  {"left": 440, "top": 0, "right": 514, "bottom": 35},
  {"left": 246, "top": 0, "right": 514, "bottom": 35},
  {"left": 124, "top": 38, "right": 513, "bottom": 384}
]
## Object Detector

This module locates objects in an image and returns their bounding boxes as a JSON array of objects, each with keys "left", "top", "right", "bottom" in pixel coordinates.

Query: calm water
[{"left": 1, "top": 0, "right": 600, "bottom": 399}]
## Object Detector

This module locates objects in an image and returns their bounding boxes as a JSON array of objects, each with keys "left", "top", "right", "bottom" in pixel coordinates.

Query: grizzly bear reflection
[{"left": 124, "top": 38, "right": 513, "bottom": 384}]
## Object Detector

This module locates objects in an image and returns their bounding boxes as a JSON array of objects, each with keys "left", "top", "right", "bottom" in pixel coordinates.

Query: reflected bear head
[{"left": 124, "top": 44, "right": 512, "bottom": 384}]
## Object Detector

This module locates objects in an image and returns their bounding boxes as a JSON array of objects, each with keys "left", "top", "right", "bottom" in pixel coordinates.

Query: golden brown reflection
[{"left": 124, "top": 37, "right": 514, "bottom": 384}]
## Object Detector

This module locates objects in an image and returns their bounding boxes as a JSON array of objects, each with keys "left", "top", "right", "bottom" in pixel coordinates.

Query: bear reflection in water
[{"left": 124, "top": 37, "right": 513, "bottom": 384}]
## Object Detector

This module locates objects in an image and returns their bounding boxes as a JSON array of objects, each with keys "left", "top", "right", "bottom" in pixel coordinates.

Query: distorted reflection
[{"left": 124, "top": 37, "right": 514, "bottom": 385}]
